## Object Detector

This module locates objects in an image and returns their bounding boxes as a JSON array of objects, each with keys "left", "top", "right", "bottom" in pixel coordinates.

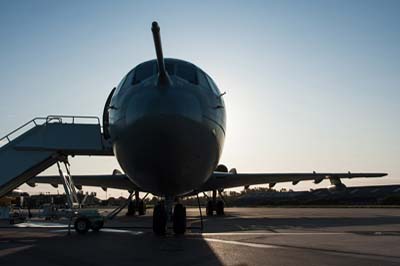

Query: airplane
[{"left": 0, "top": 22, "right": 387, "bottom": 235}]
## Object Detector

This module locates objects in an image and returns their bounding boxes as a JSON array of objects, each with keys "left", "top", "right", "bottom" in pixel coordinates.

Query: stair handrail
[
  {"left": 0, "top": 115, "right": 101, "bottom": 147},
  {"left": 0, "top": 117, "right": 47, "bottom": 146},
  {"left": 45, "top": 115, "right": 100, "bottom": 125}
]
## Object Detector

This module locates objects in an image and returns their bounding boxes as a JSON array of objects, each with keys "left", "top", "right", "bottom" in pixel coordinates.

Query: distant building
[{"left": 236, "top": 185, "right": 400, "bottom": 206}]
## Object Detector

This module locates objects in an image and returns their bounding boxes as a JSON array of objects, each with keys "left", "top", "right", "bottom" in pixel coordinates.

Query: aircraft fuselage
[{"left": 107, "top": 58, "right": 226, "bottom": 196}]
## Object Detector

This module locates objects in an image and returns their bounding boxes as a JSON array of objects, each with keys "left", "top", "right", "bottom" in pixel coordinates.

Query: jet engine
[
  {"left": 327, "top": 183, "right": 347, "bottom": 192},
  {"left": 215, "top": 164, "right": 228, "bottom": 172}
]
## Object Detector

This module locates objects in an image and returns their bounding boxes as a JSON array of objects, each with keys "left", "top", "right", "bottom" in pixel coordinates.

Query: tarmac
[{"left": 1, "top": 207, "right": 400, "bottom": 266}]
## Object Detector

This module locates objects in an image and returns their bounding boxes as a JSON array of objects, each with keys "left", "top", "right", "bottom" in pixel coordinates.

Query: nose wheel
[
  {"left": 152, "top": 202, "right": 167, "bottom": 235},
  {"left": 152, "top": 200, "right": 187, "bottom": 235},
  {"left": 172, "top": 203, "right": 186, "bottom": 234}
]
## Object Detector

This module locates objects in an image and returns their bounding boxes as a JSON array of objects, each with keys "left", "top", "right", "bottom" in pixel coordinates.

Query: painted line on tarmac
[
  {"left": 203, "top": 238, "right": 278, "bottom": 249},
  {"left": 0, "top": 245, "right": 35, "bottom": 257},
  {"left": 100, "top": 228, "right": 144, "bottom": 235},
  {"left": 14, "top": 222, "right": 68, "bottom": 228},
  {"left": 201, "top": 232, "right": 347, "bottom": 236},
  {"left": 50, "top": 228, "right": 144, "bottom": 235}
]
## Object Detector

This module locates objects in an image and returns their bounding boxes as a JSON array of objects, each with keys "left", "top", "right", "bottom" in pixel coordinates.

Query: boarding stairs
[
  {"left": 0, "top": 115, "right": 113, "bottom": 198},
  {"left": 57, "top": 161, "right": 80, "bottom": 209}
]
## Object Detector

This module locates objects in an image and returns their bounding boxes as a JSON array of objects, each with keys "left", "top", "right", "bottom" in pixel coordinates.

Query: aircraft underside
[{"left": 114, "top": 115, "right": 220, "bottom": 197}]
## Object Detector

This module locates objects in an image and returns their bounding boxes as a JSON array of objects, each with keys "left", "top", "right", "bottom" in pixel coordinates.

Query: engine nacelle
[
  {"left": 328, "top": 183, "right": 347, "bottom": 192},
  {"left": 113, "top": 169, "right": 123, "bottom": 175},
  {"left": 215, "top": 164, "right": 228, "bottom": 172},
  {"left": 26, "top": 182, "right": 36, "bottom": 188}
]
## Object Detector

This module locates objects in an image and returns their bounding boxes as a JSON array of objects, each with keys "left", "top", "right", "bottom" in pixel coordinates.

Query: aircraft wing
[
  {"left": 29, "top": 171, "right": 387, "bottom": 194},
  {"left": 199, "top": 170, "right": 388, "bottom": 191},
  {"left": 28, "top": 174, "right": 140, "bottom": 192}
]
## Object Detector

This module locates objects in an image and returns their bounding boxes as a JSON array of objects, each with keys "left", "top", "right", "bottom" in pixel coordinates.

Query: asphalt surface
[{"left": 1, "top": 207, "right": 400, "bottom": 266}]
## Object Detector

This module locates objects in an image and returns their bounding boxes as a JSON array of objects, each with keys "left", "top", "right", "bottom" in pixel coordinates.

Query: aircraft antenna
[{"left": 151, "top": 21, "right": 168, "bottom": 84}]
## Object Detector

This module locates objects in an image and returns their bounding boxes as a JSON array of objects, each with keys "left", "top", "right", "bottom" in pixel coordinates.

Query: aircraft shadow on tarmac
[
  {"left": 0, "top": 230, "right": 226, "bottom": 266},
  {"left": 1, "top": 213, "right": 400, "bottom": 265},
  {"left": 108, "top": 213, "right": 400, "bottom": 234},
  {"left": 190, "top": 214, "right": 400, "bottom": 233}
]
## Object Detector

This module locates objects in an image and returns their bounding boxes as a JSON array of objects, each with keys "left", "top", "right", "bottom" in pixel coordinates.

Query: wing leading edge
[
  {"left": 199, "top": 171, "right": 388, "bottom": 192},
  {"left": 29, "top": 171, "right": 387, "bottom": 194},
  {"left": 29, "top": 174, "right": 140, "bottom": 192}
]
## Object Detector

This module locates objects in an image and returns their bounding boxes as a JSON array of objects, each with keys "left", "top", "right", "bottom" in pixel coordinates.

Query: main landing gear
[
  {"left": 206, "top": 189, "right": 225, "bottom": 216},
  {"left": 126, "top": 191, "right": 148, "bottom": 216},
  {"left": 152, "top": 197, "right": 187, "bottom": 235},
  {"left": 206, "top": 164, "right": 228, "bottom": 216}
]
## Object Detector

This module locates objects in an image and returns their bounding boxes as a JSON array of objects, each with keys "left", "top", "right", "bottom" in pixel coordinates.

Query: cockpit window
[
  {"left": 129, "top": 59, "right": 204, "bottom": 87},
  {"left": 165, "top": 62, "right": 175, "bottom": 75},
  {"left": 206, "top": 75, "right": 221, "bottom": 95},
  {"left": 114, "top": 74, "right": 127, "bottom": 95},
  {"left": 176, "top": 63, "right": 197, "bottom": 84},
  {"left": 197, "top": 70, "right": 210, "bottom": 89},
  {"left": 132, "top": 62, "right": 155, "bottom": 84},
  {"left": 164, "top": 60, "right": 198, "bottom": 85}
]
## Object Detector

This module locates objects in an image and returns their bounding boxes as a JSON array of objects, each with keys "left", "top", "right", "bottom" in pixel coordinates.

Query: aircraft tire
[
  {"left": 138, "top": 200, "right": 146, "bottom": 216},
  {"left": 74, "top": 217, "right": 90, "bottom": 234},
  {"left": 216, "top": 200, "right": 224, "bottom": 216},
  {"left": 153, "top": 203, "right": 167, "bottom": 235},
  {"left": 206, "top": 200, "right": 214, "bottom": 216},
  {"left": 126, "top": 200, "right": 136, "bottom": 216},
  {"left": 173, "top": 204, "right": 186, "bottom": 235}
]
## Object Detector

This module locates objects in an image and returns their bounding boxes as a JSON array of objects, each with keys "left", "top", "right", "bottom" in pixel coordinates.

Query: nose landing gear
[
  {"left": 152, "top": 197, "right": 187, "bottom": 235},
  {"left": 152, "top": 202, "right": 167, "bottom": 235},
  {"left": 172, "top": 203, "right": 186, "bottom": 235}
]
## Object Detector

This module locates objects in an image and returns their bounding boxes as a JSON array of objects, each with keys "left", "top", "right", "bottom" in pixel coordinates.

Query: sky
[{"left": 0, "top": 0, "right": 399, "bottom": 199}]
